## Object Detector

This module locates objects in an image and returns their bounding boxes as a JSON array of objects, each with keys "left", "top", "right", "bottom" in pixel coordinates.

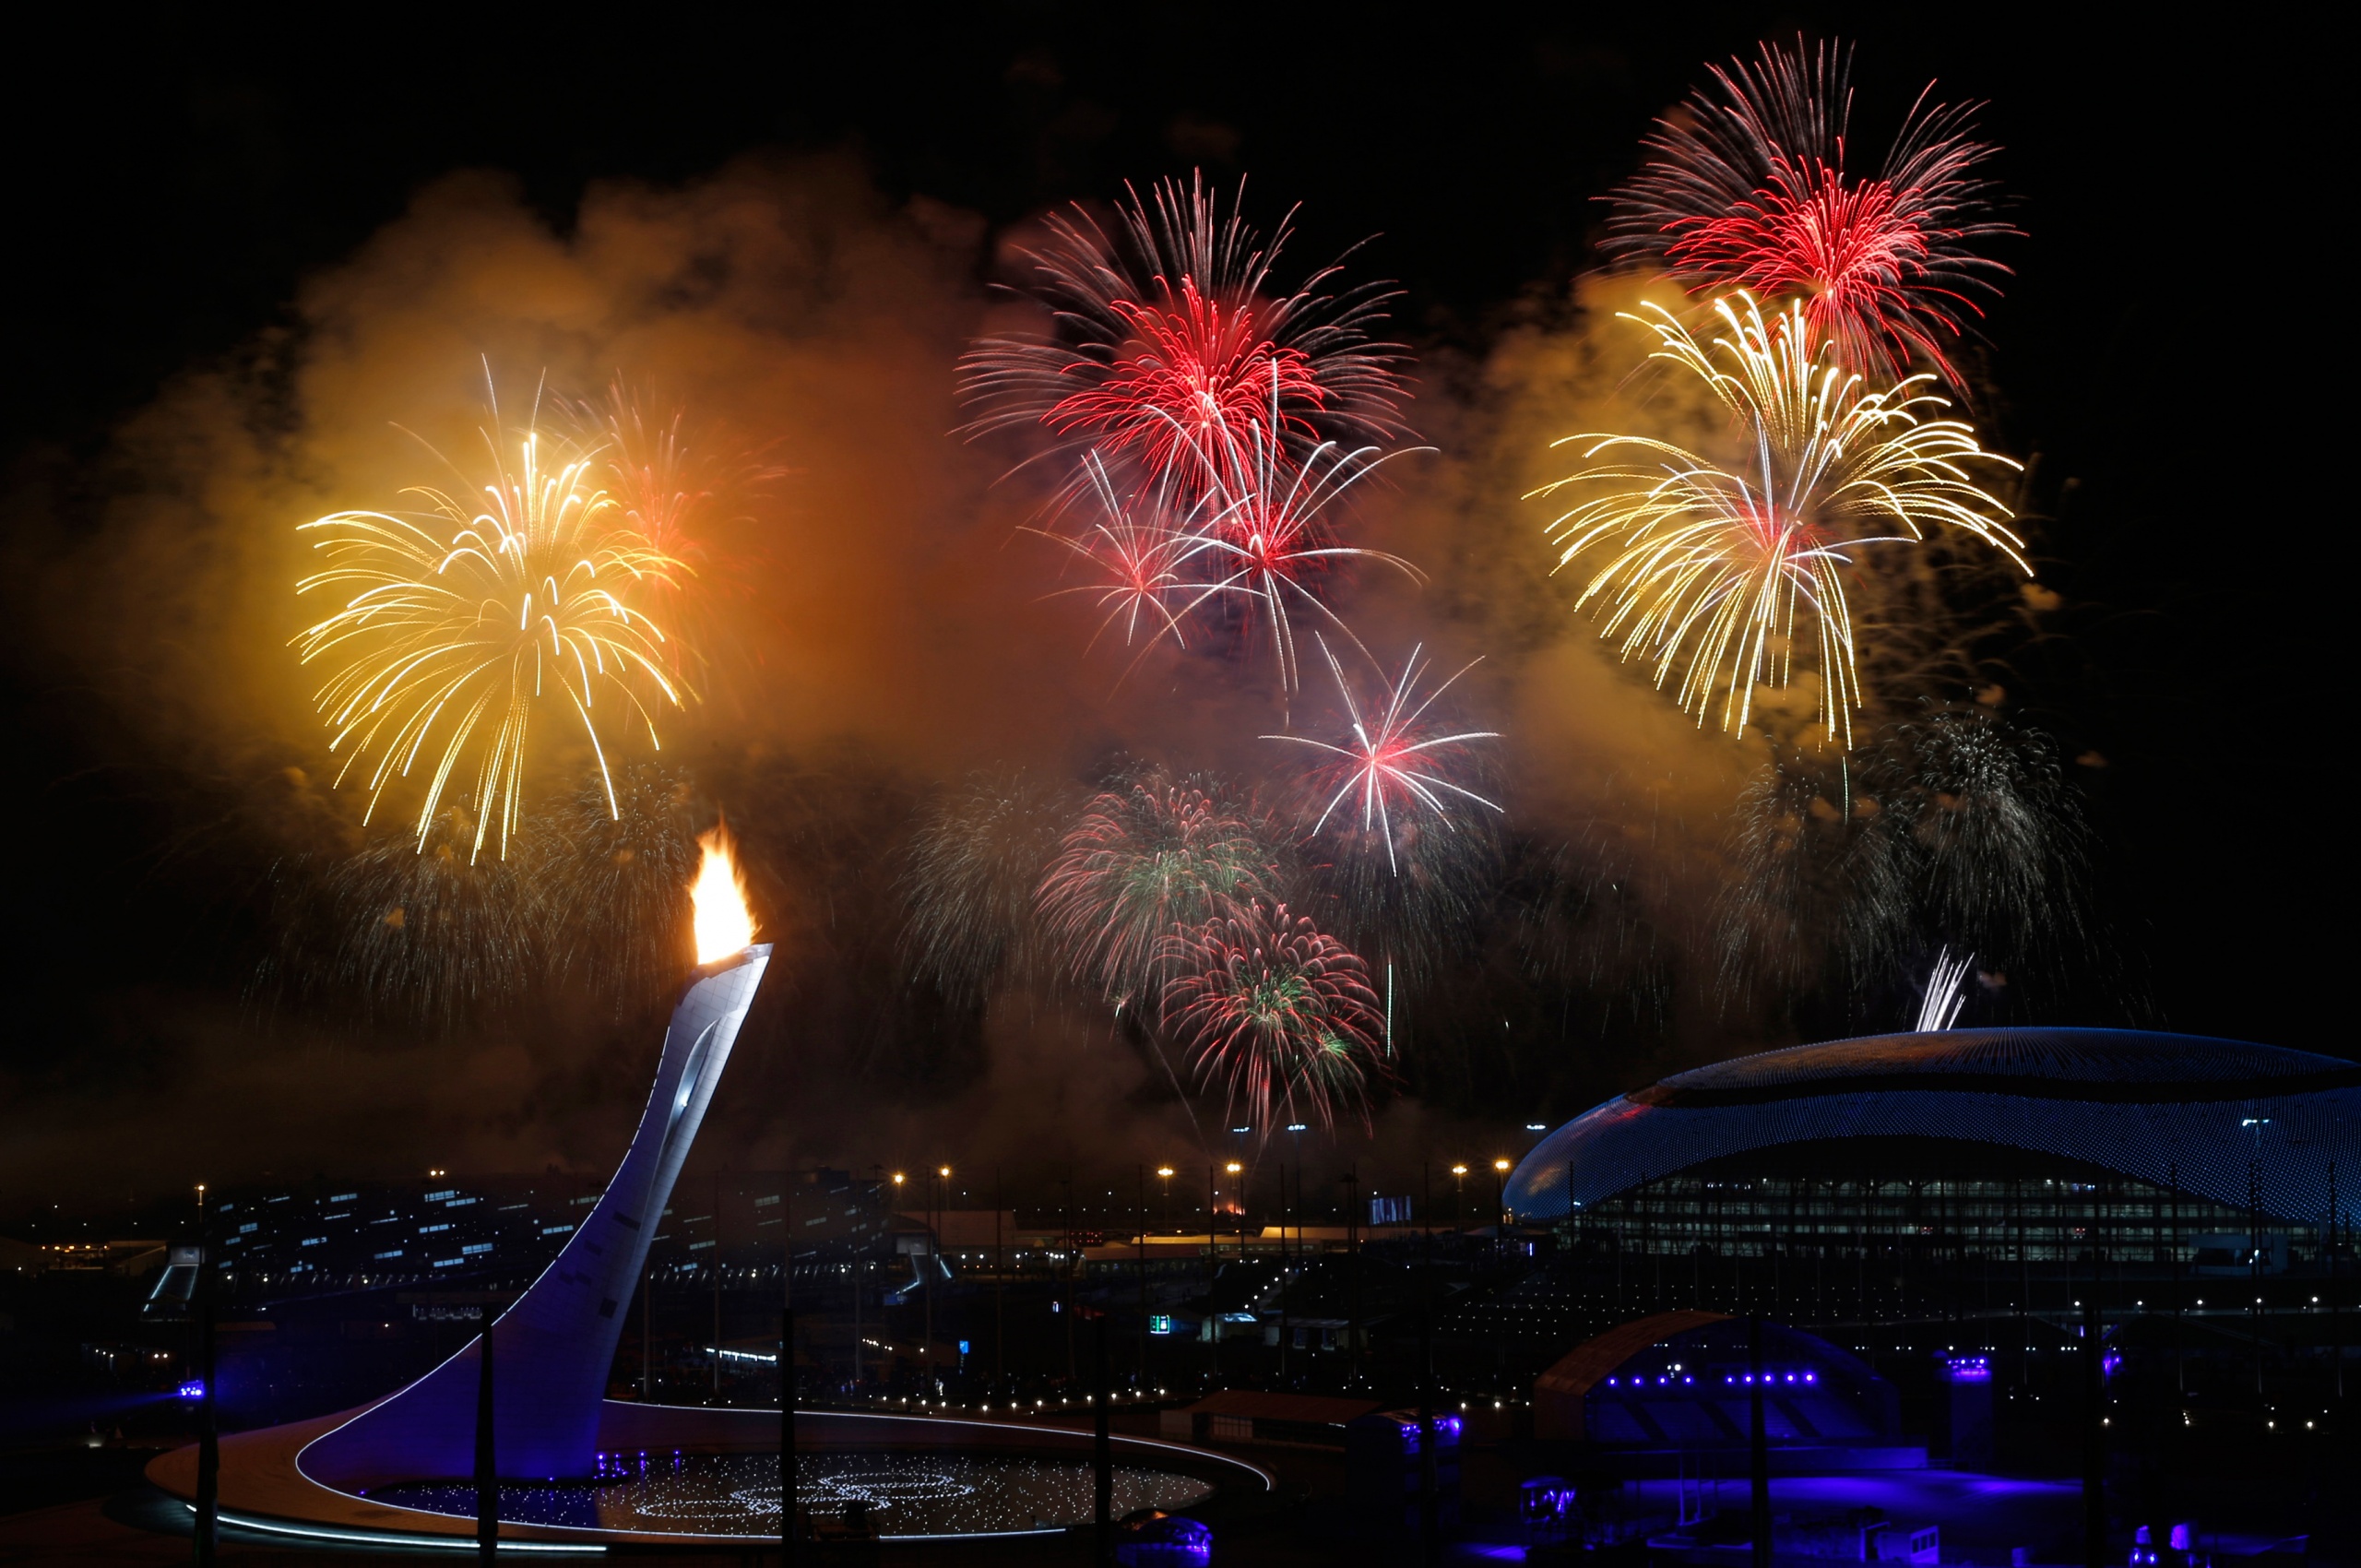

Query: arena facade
[{"left": 1505, "top": 1029, "right": 2361, "bottom": 1274}]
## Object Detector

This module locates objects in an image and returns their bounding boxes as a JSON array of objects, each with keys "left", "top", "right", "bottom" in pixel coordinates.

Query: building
[{"left": 1505, "top": 1028, "right": 2361, "bottom": 1271}]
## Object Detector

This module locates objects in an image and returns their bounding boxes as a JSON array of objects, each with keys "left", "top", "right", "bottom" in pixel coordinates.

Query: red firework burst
[
  {"left": 1030, "top": 455, "right": 1200, "bottom": 656},
  {"left": 1159, "top": 899, "right": 1385, "bottom": 1132},
  {"left": 959, "top": 172, "right": 1410, "bottom": 487},
  {"left": 1605, "top": 37, "right": 2013, "bottom": 386},
  {"left": 1176, "top": 384, "right": 1424, "bottom": 692},
  {"left": 1266, "top": 638, "right": 1502, "bottom": 874},
  {"left": 1044, "top": 279, "right": 1326, "bottom": 480}
]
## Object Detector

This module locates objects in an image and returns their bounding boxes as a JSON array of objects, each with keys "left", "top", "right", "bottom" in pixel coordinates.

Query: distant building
[{"left": 1507, "top": 1028, "right": 2361, "bottom": 1272}]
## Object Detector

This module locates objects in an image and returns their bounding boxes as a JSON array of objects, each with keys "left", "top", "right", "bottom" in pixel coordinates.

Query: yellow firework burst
[
  {"left": 294, "top": 421, "right": 687, "bottom": 860},
  {"left": 1532, "top": 293, "right": 2027, "bottom": 746}
]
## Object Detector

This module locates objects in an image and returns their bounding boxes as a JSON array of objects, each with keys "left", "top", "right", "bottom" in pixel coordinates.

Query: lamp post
[
  {"left": 1493, "top": 1159, "right": 1512, "bottom": 1265},
  {"left": 194, "top": 1183, "right": 217, "bottom": 1568},
  {"left": 1226, "top": 1162, "right": 1245, "bottom": 1262},
  {"left": 1157, "top": 1168, "right": 1175, "bottom": 1235},
  {"left": 1451, "top": 1165, "right": 1467, "bottom": 1241},
  {"left": 891, "top": 1173, "right": 906, "bottom": 1375},
  {"left": 1204, "top": 1166, "right": 1219, "bottom": 1381}
]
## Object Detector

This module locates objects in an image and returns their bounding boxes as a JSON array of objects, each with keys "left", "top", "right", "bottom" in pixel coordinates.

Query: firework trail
[
  {"left": 1265, "top": 638, "right": 1503, "bottom": 1046},
  {"left": 1176, "top": 376, "right": 1425, "bottom": 694},
  {"left": 1714, "top": 707, "right": 2093, "bottom": 1022},
  {"left": 1028, "top": 452, "right": 1202, "bottom": 657},
  {"left": 958, "top": 172, "right": 1410, "bottom": 490},
  {"left": 293, "top": 403, "right": 686, "bottom": 860},
  {"left": 898, "top": 767, "right": 1071, "bottom": 1005},
  {"left": 1266, "top": 637, "right": 1502, "bottom": 873},
  {"left": 1037, "top": 774, "right": 1281, "bottom": 1009},
  {"left": 261, "top": 808, "right": 556, "bottom": 1033},
  {"left": 1532, "top": 293, "right": 2024, "bottom": 747},
  {"left": 1606, "top": 37, "right": 2013, "bottom": 386},
  {"left": 1916, "top": 945, "right": 1973, "bottom": 1030},
  {"left": 578, "top": 380, "right": 786, "bottom": 695},
  {"left": 542, "top": 759, "right": 701, "bottom": 1012},
  {"left": 1158, "top": 898, "right": 1385, "bottom": 1133}
]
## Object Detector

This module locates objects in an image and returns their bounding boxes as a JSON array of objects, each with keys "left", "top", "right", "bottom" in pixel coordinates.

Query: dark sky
[{"left": 0, "top": 9, "right": 2342, "bottom": 1194}]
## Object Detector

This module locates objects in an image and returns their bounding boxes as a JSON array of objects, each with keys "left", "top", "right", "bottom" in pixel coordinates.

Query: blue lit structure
[
  {"left": 1534, "top": 1313, "right": 1904, "bottom": 1462},
  {"left": 1506, "top": 1028, "right": 2361, "bottom": 1245},
  {"left": 302, "top": 945, "right": 771, "bottom": 1483}
]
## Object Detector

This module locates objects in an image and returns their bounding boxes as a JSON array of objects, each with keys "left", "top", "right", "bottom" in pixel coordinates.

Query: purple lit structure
[
  {"left": 303, "top": 945, "right": 771, "bottom": 1482},
  {"left": 1940, "top": 1355, "right": 1994, "bottom": 1467}
]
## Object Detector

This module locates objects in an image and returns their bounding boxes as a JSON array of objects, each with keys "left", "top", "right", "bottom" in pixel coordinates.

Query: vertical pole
[
  {"left": 1347, "top": 1165, "right": 1362, "bottom": 1387},
  {"left": 713, "top": 1171, "right": 724, "bottom": 1402},
  {"left": 2250, "top": 1157, "right": 2265, "bottom": 1396},
  {"left": 994, "top": 1168, "right": 1006, "bottom": 1394},
  {"left": 1278, "top": 1163, "right": 1292, "bottom": 1382},
  {"left": 1419, "top": 1160, "right": 1439, "bottom": 1568},
  {"left": 475, "top": 1304, "right": 496, "bottom": 1565},
  {"left": 1748, "top": 1314, "right": 1770, "bottom": 1568},
  {"left": 780, "top": 1301, "right": 795, "bottom": 1562},
  {"left": 2016, "top": 1171, "right": 2030, "bottom": 1390},
  {"left": 641, "top": 1266, "right": 652, "bottom": 1401},
  {"left": 2169, "top": 1164, "right": 2183, "bottom": 1396},
  {"left": 922, "top": 1170, "right": 934, "bottom": 1392},
  {"left": 1137, "top": 1165, "right": 1150, "bottom": 1388},
  {"left": 1205, "top": 1166, "right": 1219, "bottom": 1383},
  {"left": 2330, "top": 1162, "right": 2343, "bottom": 1401},
  {"left": 2083, "top": 1293, "right": 2105, "bottom": 1568},
  {"left": 1063, "top": 1169, "right": 1078, "bottom": 1385},
  {"left": 194, "top": 1237, "right": 217, "bottom": 1568},
  {"left": 1094, "top": 1312, "right": 1113, "bottom": 1567},
  {"left": 783, "top": 1168, "right": 796, "bottom": 1557}
]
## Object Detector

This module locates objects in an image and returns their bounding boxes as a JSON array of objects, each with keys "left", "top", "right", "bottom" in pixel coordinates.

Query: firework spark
[
  {"left": 1916, "top": 944, "right": 1973, "bottom": 1030},
  {"left": 1159, "top": 898, "right": 1384, "bottom": 1133},
  {"left": 1177, "top": 381, "right": 1424, "bottom": 693},
  {"left": 1029, "top": 454, "right": 1201, "bottom": 656},
  {"left": 1532, "top": 293, "right": 2025, "bottom": 746},
  {"left": 1037, "top": 775, "right": 1279, "bottom": 1007},
  {"left": 295, "top": 411, "right": 686, "bottom": 859},
  {"left": 899, "top": 768, "right": 1070, "bottom": 1004},
  {"left": 1267, "top": 637, "right": 1502, "bottom": 875},
  {"left": 1606, "top": 37, "right": 2013, "bottom": 385},
  {"left": 958, "top": 172, "right": 1409, "bottom": 487}
]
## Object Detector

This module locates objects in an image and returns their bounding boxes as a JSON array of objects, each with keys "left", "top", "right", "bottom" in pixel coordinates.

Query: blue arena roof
[{"left": 1506, "top": 1028, "right": 2361, "bottom": 1229}]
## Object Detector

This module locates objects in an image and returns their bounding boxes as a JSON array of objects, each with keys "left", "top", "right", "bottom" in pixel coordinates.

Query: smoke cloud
[{"left": 0, "top": 158, "right": 2057, "bottom": 1208}]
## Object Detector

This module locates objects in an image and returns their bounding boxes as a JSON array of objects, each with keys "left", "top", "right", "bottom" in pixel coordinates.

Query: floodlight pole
[
  {"left": 1136, "top": 1166, "right": 1150, "bottom": 1388},
  {"left": 474, "top": 1304, "right": 496, "bottom": 1564},
  {"left": 1748, "top": 1314, "right": 1769, "bottom": 1568},
  {"left": 193, "top": 1223, "right": 217, "bottom": 1568},
  {"left": 1418, "top": 1161, "right": 1439, "bottom": 1568},
  {"left": 1093, "top": 1311, "right": 1113, "bottom": 1566},
  {"left": 2082, "top": 1294, "right": 2105, "bottom": 1568}
]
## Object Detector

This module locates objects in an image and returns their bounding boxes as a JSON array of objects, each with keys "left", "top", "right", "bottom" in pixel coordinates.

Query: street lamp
[
  {"left": 1493, "top": 1159, "right": 1512, "bottom": 1263},
  {"left": 1451, "top": 1165, "right": 1467, "bottom": 1239},
  {"left": 1157, "top": 1168, "right": 1175, "bottom": 1234},
  {"left": 1226, "top": 1162, "right": 1246, "bottom": 1258}
]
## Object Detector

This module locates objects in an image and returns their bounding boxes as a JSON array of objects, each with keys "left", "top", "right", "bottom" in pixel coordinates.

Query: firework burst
[
  {"left": 1267, "top": 637, "right": 1502, "bottom": 873},
  {"left": 958, "top": 172, "right": 1409, "bottom": 487},
  {"left": 1178, "top": 383, "right": 1425, "bottom": 694},
  {"left": 1532, "top": 293, "right": 2024, "bottom": 746},
  {"left": 1606, "top": 37, "right": 2013, "bottom": 385},
  {"left": 1158, "top": 898, "right": 1385, "bottom": 1133},
  {"left": 899, "top": 767, "right": 1071, "bottom": 1005},
  {"left": 1029, "top": 454, "right": 1202, "bottom": 657},
  {"left": 1037, "top": 775, "right": 1280, "bottom": 1008},
  {"left": 294, "top": 410, "right": 686, "bottom": 859}
]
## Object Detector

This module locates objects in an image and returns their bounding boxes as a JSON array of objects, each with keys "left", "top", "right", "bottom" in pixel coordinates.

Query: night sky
[{"left": 0, "top": 10, "right": 2338, "bottom": 1208}]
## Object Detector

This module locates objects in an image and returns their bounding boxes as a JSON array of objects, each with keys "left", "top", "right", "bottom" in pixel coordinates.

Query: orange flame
[{"left": 691, "top": 826, "right": 754, "bottom": 965}]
